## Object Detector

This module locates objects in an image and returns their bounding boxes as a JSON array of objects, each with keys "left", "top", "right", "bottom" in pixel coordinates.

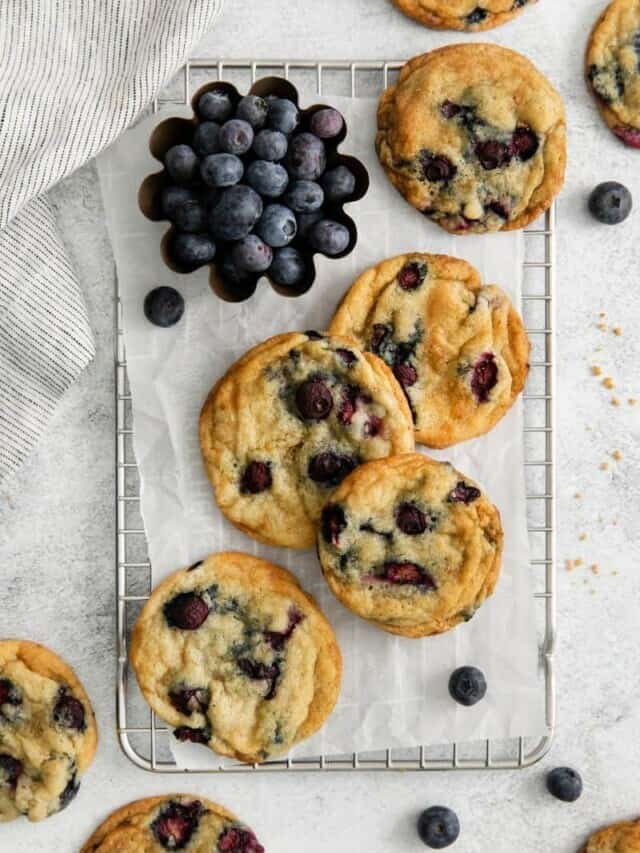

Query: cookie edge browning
[
  {"left": 79, "top": 794, "right": 237, "bottom": 852},
  {"left": 580, "top": 817, "right": 640, "bottom": 853},
  {"left": 318, "top": 454, "right": 504, "bottom": 639},
  {"left": 391, "top": 0, "right": 532, "bottom": 31},
  {"left": 129, "top": 552, "right": 343, "bottom": 764},
  {"left": 376, "top": 44, "right": 567, "bottom": 234},
  {"left": 0, "top": 639, "right": 98, "bottom": 775}
]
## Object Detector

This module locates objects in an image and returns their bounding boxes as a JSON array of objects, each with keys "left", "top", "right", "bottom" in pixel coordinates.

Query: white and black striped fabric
[{"left": 0, "top": 0, "right": 220, "bottom": 483}]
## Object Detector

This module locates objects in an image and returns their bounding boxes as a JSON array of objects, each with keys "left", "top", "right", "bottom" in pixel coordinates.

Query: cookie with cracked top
[
  {"left": 329, "top": 253, "right": 530, "bottom": 447},
  {"left": 0, "top": 639, "right": 97, "bottom": 823},
  {"left": 580, "top": 818, "right": 640, "bottom": 852},
  {"left": 587, "top": 0, "right": 640, "bottom": 147},
  {"left": 317, "top": 454, "right": 503, "bottom": 638},
  {"left": 80, "top": 794, "right": 264, "bottom": 852},
  {"left": 130, "top": 552, "right": 342, "bottom": 764},
  {"left": 392, "top": 0, "right": 537, "bottom": 31},
  {"left": 199, "top": 331, "right": 414, "bottom": 549},
  {"left": 376, "top": 45, "right": 566, "bottom": 234}
]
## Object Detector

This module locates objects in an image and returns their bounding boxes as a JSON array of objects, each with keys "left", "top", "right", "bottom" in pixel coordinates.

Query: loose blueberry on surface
[
  {"left": 253, "top": 129, "right": 288, "bottom": 162},
  {"left": 164, "top": 592, "right": 210, "bottom": 630},
  {"left": 546, "top": 767, "right": 583, "bottom": 803},
  {"left": 613, "top": 125, "right": 640, "bottom": 148},
  {"left": 151, "top": 800, "right": 204, "bottom": 851},
  {"left": 398, "top": 261, "right": 427, "bottom": 291},
  {"left": 310, "top": 219, "right": 350, "bottom": 256},
  {"left": 588, "top": 181, "right": 632, "bottom": 225},
  {"left": 308, "top": 452, "right": 357, "bottom": 485},
  {"left": 172, "top": 199, "right": 206, "bottom": 233},
  {"left": 235, "top": 95, "right": 268, "bottom": 130},
  {"left": 173, "top": 726, "right": 210, "bottom": 744},
  {"left": 144, "top": 287, "right": 185, "bottom": 328},
  {"left": 321, "top": 165, "right": 356, "bottom": 203},
  {"left": 509, "top": 127, "right": 539, "bottom": 161},
  {"left": 255, "top": 203, "right": 297, "bottom": 247},
  {"left": 283, "top": 180, "right": 324, "bottom": 213},
  {"left": 267, "top": 98, "right": 300, "bottom": 135},
  {"left": 393, "top": 362, "right": 418, "bottom": 388},
  {"left": 470, "top": 353, "right": 498, "bottom": 402},
  {"left": 295, "top": 209, "right": 323, "bottom": 239},
  {"left": 382, "top": 562, "right": 436, "bottom": 587},
  {"left": 218, "top": 826, "right": 265, "bottom": 853},
  {"left": 209, "top": 185, "right": 263, "bottom": 242},
  {"left": 200, "top": 153, "right": 244, "bottom": 188},
  {"left": 448, "top": 666, "right": 487, "bottom": 707},
  {"left": 161, "top": 186, "right": 196, "bottom": 220},
  {"left": 169, "top": 687, "right": 210, "bottom": 716},
  {"left": 417, "top": 806, "right": 460, "bottom": 849},
  {"left": 192, "top": 121, "right": 221, "bottom": 157},
  {"left": 448, "top": 481, "right": 481, "bottom": 504},
  {"left": 53, "top": 691, "right": 86, "bottom": 731},
  {"left": 264, "top": 608, "right": 304, "bottom": 651},
  {"left": 295, "top": 378, "right": 333, "bottom": 420},
  {"left": 475, "top": 140, "right": 511, "bottom": 170},
  {"left": 198, "top": 89, "right": 234, "bottom": 123},
  {"left": 246, "top": 160, "right": 289, "bottom": 198},
  {"left": 395, "top": 502, "right": 428, "bottom": 535},
  {"left": 286, "top": 133, "right": 326, "bottom": 180},
  {"left": 269, "top": 246, "right": 306, "bottom": 287},
  {"left": 237, "top": 659, "right": 280, "bottom": 700},
  {"left": 466, "top": 6, "right": 488, "bottom": 24},
  {"left": 310, "top": 108, "right": 344, "bottom": 139},
  {"left": 219, "top": 119, "right": 254, "bottom": 156},
  {"left": 58, "top": 775, "right": 80, "bottom": 811},
  {"left": 321, "top": 504, "right": 347, "bottom": 546},
  {"left": 164, "top": 145, "right": 199, "bottom": 185},
  {"left": 171, "top": 233, "right": 216, "bottom": 269},
  {"left": 420, "top": 152, "right": 456, "bottom": 183},
  {"left": 0, "top": 754, "right": 22, "bottom": 789},
  {"left": 232, "top": 235, "right": 273, "bottom": 273},
  {"left": 240, "top": 461, "right": 272, "bottom": 494}
]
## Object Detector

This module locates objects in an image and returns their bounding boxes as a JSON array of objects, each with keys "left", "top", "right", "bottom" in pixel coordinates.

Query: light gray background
[{"left": 1, "top": 0, "right": 639, "bottom": 850}]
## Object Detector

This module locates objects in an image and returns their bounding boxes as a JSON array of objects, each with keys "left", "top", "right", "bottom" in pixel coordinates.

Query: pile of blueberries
[{"left": 159, "top": 86, "right": 360, "bottom": 294}]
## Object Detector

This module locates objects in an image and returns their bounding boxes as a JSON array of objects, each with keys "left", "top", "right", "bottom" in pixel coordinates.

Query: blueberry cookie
[
  {"left": 130, "top": 552, "right": 342, "bottom": 764},
  {"left": 329, "top": 253, "right": 530, "bottom": 447},
  {"left": 587, "top": 0, "right": 640, "bottom": 147},
  {"left": 392, "top": 0, "right": 537, "bottom": 31},
  {"left": 0, "top": 640, "right": 97, "bottom": 823},
  {"left": 376, "top": 45, "right": 566, "bottom": 234},
  {"left": 317, "top": 454, "right": 503, "bottom": 638},
  {"left": 581, "top": 819, "right": 640, "bottom": 852},
  {"left": 200, "top": 331, "right": 414, "bottom": 549},
  {"left": 81, "top": 795, "right": 264, "bottom": 852}
]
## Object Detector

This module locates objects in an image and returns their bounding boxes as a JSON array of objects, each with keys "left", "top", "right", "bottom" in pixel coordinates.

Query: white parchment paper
[{"left": 98, "top": 96, "right": 546, "bottom": 766}]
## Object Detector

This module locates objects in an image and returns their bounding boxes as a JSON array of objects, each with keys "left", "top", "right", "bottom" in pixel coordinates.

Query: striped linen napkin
[{"left": 0, "top": 0, "right": 220, "bottom": 483}]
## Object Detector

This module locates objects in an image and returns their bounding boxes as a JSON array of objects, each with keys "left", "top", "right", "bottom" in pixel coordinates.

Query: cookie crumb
[
  {"left": 611, "top": 396, "right": 620, "bottom": 406},
  {"left": 611, "top": 450, "right": 623, "bottom": 461},
  {"left": 574, "top": 492, "right": 583, "bottom": 500},
  {"left": 612, "top": 326, "right": 622, "bottom": 336},
  {"left": 597, "top": 322, "right": 608, "bottom": 331},
  {"left": 590, "top": 563, "right": 600, "bottom": 575},
  {"left": 575, "top": 558, "right": 583, "bottom": 567},
  {"left": 565, "top": 559, "right": 575, "bottom": 572},
  {"left": 629, "top": 398, "right": 638, "bottom": 406},
  {"left": 602, "top": 376, "right": 615, "bottom": 389},
  {"left": 600, "top": 462, "right": 609, "bottom": 471},
  {"left": 591, "top": 365, "right": 602, "bottom": 376},
  {"left": 579, "top": 532, "right": 587, "bottom": 541},
  {"left": 599, "top": 311, "right": 606, "bottom": 318}
]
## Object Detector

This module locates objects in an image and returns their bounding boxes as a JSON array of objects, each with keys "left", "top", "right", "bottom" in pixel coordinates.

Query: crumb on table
[
  {"left": 565, "top": 559, "right": 575, "bottom": 571},
  {"left": 591, "top": 365, "right": 602, "bottom": 376},
  {"left": 600, "top": 462, "right": 609, "bottom": 471},
  {"left": 611, "top": 450, "right": 623, "bottom": 461},
  {"left": 579, "top": 532, "right": 587, "bottom": 541},
  {"left": 590, "top": 563, "right": 600, "bottom": 575},
  {"left": 611, "top": 396, "right": 620, "bottom": 406},
  {"left": 602, "top": 377, "right": 615, "bottom": 389},
  {"left": 612, "top": 326, "right": 622, "bottom": 336},
  {"left": 629, "top": 398, "right": 638, "bottom": 406}
]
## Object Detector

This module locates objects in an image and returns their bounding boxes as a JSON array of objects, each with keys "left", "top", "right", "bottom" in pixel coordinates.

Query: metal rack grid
[{"left": 115, "top": 59, "right": 556, "bottom": 773}]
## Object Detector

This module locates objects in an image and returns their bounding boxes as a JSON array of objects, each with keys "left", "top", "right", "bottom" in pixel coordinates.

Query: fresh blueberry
[
  {"left": 170, "top": 233, "right": 216, "bottom": 269},
  {"left": 245, "top": 160, "right": 289, "bottom": 198},
  {"left": 470, "top": 353, "right": 498, "bottom": 402},
  {"left": 420, "top": 152, "right": 456, "bottom": 183},
  {"left": 236, "top": 95, "right": 268, "bottom": 129},
  {"left": 546, "top": 767, "right": 583, "bottom": 803},
  {"left": 296, "top": 209, "right": 323, "bottom": 239},
  {"left": 267, "top": 97, "right": 300, "bottom": 134},
  {"left": 144, "top": 287, "right": 185, "bottom": 327},
  {"left": 164, "top": 145, "right": 199, "bottom": 185},
  {"left": 296, "top": 378, "right": 333, "bottom": 419},
  {"left": 168, "top": 686, "right": 210, "bottom": 716},
  {"left": 197, "top": 89, "right": 234, "bottom": 123},
  {"left": 0, "top": 754, "right": 22, "bottom": 789},
  {"left": 53, "top": 690, "right": 86, "bottom": 731},
  {"left": 164, "top": 592, "right": 210, "bottom": 630},
  {"left": 417, "top": 806, "right": 460, "bottom": 849},
  {"left": 310, "top": 108, "right": 344, "bottom": 139},
  {"left": 255, "top": 204, "right": 297, "bottom": 247},
  {"left": 588, "top": 181, "right": 632, "bottom": 225},
  {"left": 253, "top": 129, "right": 288, "bottom": 162},
  {"left": 219, "top": 119, "right": 254, "bottom": 156},
  {"left": 310, "top": 219, "right": 350, "bottom": 256},
  {"left": 320, "top": 165, "right": 356, "bottom": 203},
  {"left": 321, "top": 504, "right": 347, "bottom": 546},
  {"left": 448, "top": 666, "right": 487, "bottom": 707},
  {"left": 269, "top": 247, "right": 307, "bottom": 287},
  {"left": 208, "top": 185, "right": 263, "bottom": 242},
  {"left": 286, "top": 133, "right": 326, "bottom": 180},
  {"left": 218, "top": 252, "right": 257, "bottom": 291},
  {"left": 192, "top": 121, "right": 220, "bottom": 156},
  {"left": 283, "top": 180, "right": 324, "bottom": 213},
  {"left": 308, "top": 452, "right": 357, "bottom": 485},
  {"left": 232, "top": 235, "right": 273, "bottom": 273},
  {"left": 240, "top": 461, "right": 272, "bottom": 494},
  {"left": 172, "top": 199, "right": 206, "bottom": 233},
  {"left": 161, "top": 186, "right": 196, "bottom": 220},
  {"left": 151, "top": 800, "right": 204, "bottom": 851},
  {"left": 200, "top": 152, "right": 244, "bottom": 188}
]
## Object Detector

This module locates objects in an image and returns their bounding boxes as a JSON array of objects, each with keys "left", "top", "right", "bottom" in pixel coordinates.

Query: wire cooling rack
[{"left": 115, "top": 59, "right": 556, "bottom": 772}]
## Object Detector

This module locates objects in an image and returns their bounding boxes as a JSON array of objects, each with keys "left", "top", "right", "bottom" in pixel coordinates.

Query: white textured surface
[{"left": 1, "top": 0, "right": 639, "bottom": 850}]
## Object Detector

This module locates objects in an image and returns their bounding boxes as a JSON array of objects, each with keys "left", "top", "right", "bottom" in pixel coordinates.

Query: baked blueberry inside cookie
[{"left": 392, "top": 0, "right": 537, "bottom": 31}]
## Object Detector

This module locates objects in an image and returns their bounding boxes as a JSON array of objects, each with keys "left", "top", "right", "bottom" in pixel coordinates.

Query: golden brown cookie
[
  {"left": 130, "top": 552, "right": 342, "bottom": 764},
  {"left": 0, "top": 639, "right": 97, "bottom": 823},
  {"left": 587, "top": 0, "right": 640, "bottom": 147},
  {"left": 200, "top": 330, "right": 414, "bottom": 549},
  {"left": 376, "top": 45, "right": 566, "bottom": 234},
  {"left": 392, "top": 0, "right": 536, "bottom": 31},
  {"left": 317, "top": 454, "right": 503, "bottom": 638},
  {"left": 330, "top": 253, "right": 530, "bottom": 447},
  {"left": 581, "top": 818, "right": 640, "bottom": 852},
  {"left": 81, "top": 794, "right": 264, "bottom": 852}
]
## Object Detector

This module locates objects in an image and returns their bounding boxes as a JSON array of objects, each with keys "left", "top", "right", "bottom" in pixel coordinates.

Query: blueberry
[
  {"left": 296, "top": 210, "right": 323, "bottom": 239},
  {"left": 308, "top": 452, "right": 357, "bottom": 485},
  {"left": 475, "top": 140, "right": 511, "bottom": 170},
  {"left": 218, "top": 252, "right": 257, "bottom": 290},
  {"left": 144, "top": 287, "right": 185, "bottom": 327},
  {"left": 168, "top": 687, "right": 210, "bottom": 716},
  {"left": 240, "top": 461, "right": 272, "bottom": 493},
  {"left": 197, "top": 89, "right": 234, "bottom": 123},
  {"left": 264, "top": 609, "right": 304, "bottom": 651},
  {"left": 232, "top": 235, "right": 273, "bottom": 273},
  {"left": 218, "top": 827, "right": 265, "bottom": 853},
  {"left": 393, "top": 362, "right": 418, "bottom": 388},
  {"left": 470, "top": 353, "right": 498, "bottom": 402},
  {"left": 546, "top": 767, "right": 583, "bottom": 803},
  {"left": 161, "top": 186, "right": 196, "bottom": 220},
  {"left": 255, "top": 204, "right": 297, "bottom": 247},
  {"left": 320, "top": 165, "right": 356, "bottom": 203},
  {"left": 417, "top": 806, "right": 460, "bottom": 849},
  {"left": 398, "top": 261, "right": 428, "bottom": 290},
  {"left": 448, "top": 666, "right": 487, "bottom": 706},
  {"left": 286, "top": 133, "right": 326, "bottom": 180},
  {"left": 588, "top": 181, "right": 632, "bottom": 225},
  {"left": 466, "top": 6, "right": 488, "bottom": 24},
  {"left": 253, "top": 129, "right": 288, "bottom": 161},
  {"left": 200, "top": 152, "right": 244, "bottom": 188},
  {"left": 510, "top": 126, "right": 539, "bottom": 161},
  {"left": 151, "top": 800, "right": 204, "bottom": 851},
  {"left": 395, "top": 502, "right": 428, "bottom": 535},
  {"left": 192, "top": 121, "right": 220, "bottom": 156},
  {"left": 310, "top": 108, "right": 344, "bottom": 139},
  {"left": 0, "top": 679, "right": 21, "bottom": 721},
  {"left": 0, "top": 754, "right": 22, "bottom": 789},
  {"left": 296, "top": 378, "right": 333, "bottom": 420},
  {"left": 310, "top": 219, "right": 350, "bottom": 256},
  {"left": 164, "top": 145, "right": 199, "bottom": 185},
  {"left": 267, "top": 97, "right": 300, "bottom": 134},
  {"left": 172, "top": 199, "right": 206, "bottom": 233},
  {"left": 58, "top": 774, "right": 80, "bottom": 811},
  {"left": 173, "top": 726, "right": 210, "bottom": 744},
  {"left": 284, "top": 180, "right": 324, "bottom": 213},
  {"left": 170, "top": 233, "right": 216, "bottom": 269},
  {"left": 269, "top": 247, "right": 307, "bottom": 287},
  {"left": 420, "top": 152, "right": 456, "bottom": 183},
  {"left": 236, "top": 95, "right": 268, "bottom": 129},
  {"left": 164, "top": 592, "right": 210, "bottom": 630},
  {"left": 53, "top": 691, "right": 86, "bottom": 731},
  {"left": 448, "top": 482, "right": 481, "bottom": 504},
  {"left": 383, "top": 562, "right": 435, "bottom": 587},
  {"left": 208, "top": 185, "right": 263, "bottom": 242},
  {"left": 321, "top": 504, "right": 347, "bottom": 546},
  {"left": 246, "top": 160, "right": 289, "bottom": 198},
  {"left": 219, "top": 119, "right": 254, "bottom": 155}
]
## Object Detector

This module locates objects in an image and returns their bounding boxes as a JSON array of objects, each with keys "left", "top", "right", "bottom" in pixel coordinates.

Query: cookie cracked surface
[
  {"left": 392, "top": 0, "right": 537, "bottom": 31},
  {"left": 317, "top": 455, "right": 503, "bottom": 638},
  {"left": 376, "top": 45, "right": 566, "bottom": 234}
]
